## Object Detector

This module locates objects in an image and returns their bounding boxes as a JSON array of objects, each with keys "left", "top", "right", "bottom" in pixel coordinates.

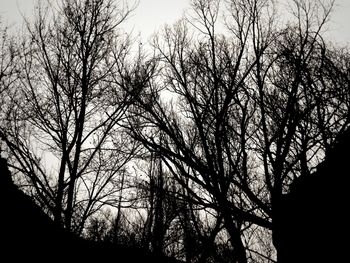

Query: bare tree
[
  {"left": 251, "top": 1, "right": 350, "bottom": 259},
  {"left": 1, "top": 0, "right": 349, "bottom": 261},
  {"left": 127, "top": 0, "right": 271, "bottom": 261},
  {"left": 0, "top": 0, "right": 143, "bottom": 233},
  {"left": 125, "top": 0, "right": 349, "bottom": 262}
]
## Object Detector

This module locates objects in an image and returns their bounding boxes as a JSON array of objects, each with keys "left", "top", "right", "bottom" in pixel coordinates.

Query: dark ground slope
[
  {"left": 275, "top": 129, "right": 350, "bottom": 262},
  {"left": 0, "top": 157, "right": 179, "bottom": 263}
]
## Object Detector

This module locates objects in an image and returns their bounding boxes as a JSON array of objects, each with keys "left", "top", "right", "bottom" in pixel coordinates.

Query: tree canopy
[{"left": 0, "top": 0, "right": 349, "bottom": 262}]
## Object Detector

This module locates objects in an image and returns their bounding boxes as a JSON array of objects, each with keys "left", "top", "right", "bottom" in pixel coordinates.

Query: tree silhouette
[
  {"left": 0, "top": 0, "right": 349, "bottom": 262},
  {"left": 125, "top": 0, "right": 349, "bottom": 261},
  {"left": 1, "top": 0, "right": 142, "bottom": 233}
]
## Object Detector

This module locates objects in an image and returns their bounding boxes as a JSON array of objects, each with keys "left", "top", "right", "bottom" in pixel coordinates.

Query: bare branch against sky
[
  {"left": 1, "top": 0, "right": 349, "bottom": 262},
  {"left": 0, "top": 0, "right": 349, "bottom": 44}
]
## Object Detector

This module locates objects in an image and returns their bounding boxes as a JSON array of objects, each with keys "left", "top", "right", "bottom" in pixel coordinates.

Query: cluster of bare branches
[
  {"left": 0, "top": 0, "right": 144, "bottom": 233},
  {"left": 125, "top": 0, "right": 349, "bottom": 262},
  {"left": 0, "top": 0, "right": 349, "bottom": 262}
]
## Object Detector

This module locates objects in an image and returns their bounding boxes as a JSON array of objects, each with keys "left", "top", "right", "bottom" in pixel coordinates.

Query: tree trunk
[
  {"left": 54, "top": 156, "right": 66, "bottom": 226},
  {"left": 152, "top": 155, "right": 165, "bottom": 256},
  {"left": 221, "top": 206, "right": 247, "bottom": 263}
]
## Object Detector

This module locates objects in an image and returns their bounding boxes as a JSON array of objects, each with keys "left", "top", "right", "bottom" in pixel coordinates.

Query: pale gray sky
[
  {"left": 326, "top": 0, "right": 350, "bottom": 45},
  {"left": 0, "top": 0, "right": 349, "bottom": 45},
  {"left": 0, "top": 0, "right": 189, "bottom": 38}
]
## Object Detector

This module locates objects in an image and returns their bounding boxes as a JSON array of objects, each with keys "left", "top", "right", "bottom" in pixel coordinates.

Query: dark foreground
[{"left": 0, "top": 157, "right": 179, "bottom": 263}]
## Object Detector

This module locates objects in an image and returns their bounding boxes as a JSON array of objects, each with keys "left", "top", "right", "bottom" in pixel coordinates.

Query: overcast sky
[{"left": 1, "top": 0, "right": 349, "bottom": 45}]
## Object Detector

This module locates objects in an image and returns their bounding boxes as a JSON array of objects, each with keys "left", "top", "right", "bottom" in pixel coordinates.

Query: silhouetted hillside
[
  {"left": 0, "top": 157, "right": 180, "bottom": 262},
  {"left": 275, "top": 129, "right": 350, "bottom": 262}
]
